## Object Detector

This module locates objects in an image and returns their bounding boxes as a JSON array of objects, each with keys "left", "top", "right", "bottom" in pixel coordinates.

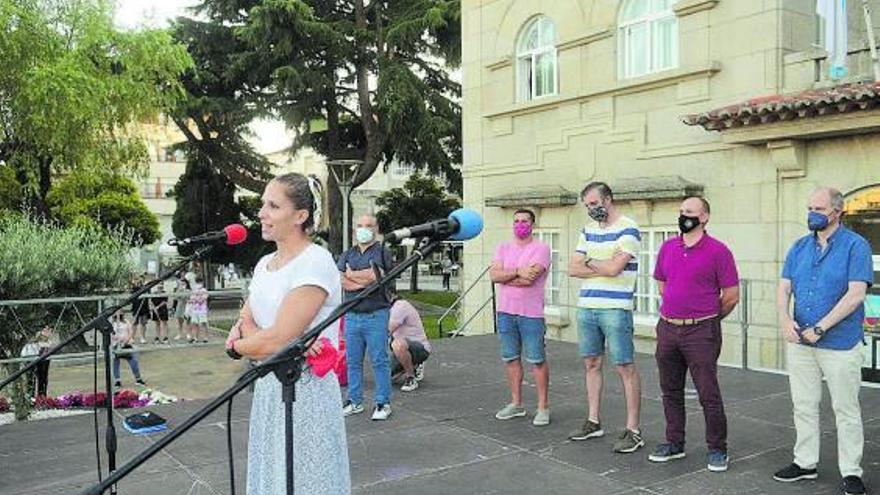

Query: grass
[
  {"left": 422, "top": 314, "right": 458, "bottom": 339},
  {"left": 398, "top": 290, "right": 458, "bottom": 309}
]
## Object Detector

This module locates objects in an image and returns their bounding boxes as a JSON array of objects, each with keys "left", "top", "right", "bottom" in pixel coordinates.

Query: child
[
  {"left": 188, "top": 276, "right": 209, "bottom": 343},
  {"left": 110, "top": 311, "right": 146, "bottom": 388}
]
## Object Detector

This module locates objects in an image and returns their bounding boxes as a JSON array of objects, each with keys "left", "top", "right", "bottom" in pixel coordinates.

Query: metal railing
[{"left": 439, "top": 264, "right": 496, "bottom": 338}]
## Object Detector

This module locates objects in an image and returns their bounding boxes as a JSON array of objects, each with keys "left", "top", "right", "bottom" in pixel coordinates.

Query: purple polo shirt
[{"left": 653, "top": 233, "right": 739, "bottom": 319}]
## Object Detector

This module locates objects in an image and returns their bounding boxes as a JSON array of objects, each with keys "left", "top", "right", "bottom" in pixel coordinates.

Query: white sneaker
[
  {"left": 343, "top": 401, "right": 364, "bottom": 417},
  {"left": 371, "top": 404, "right": 392, "bottom": 421},
  {"left": 401, "top": 376, "right": 419, "bottom": 392},
  {"left": 414, "top": 363, "right": 425, "bottom": 382}
]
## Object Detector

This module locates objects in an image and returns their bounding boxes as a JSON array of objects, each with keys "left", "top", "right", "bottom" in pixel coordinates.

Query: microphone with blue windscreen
[{"left": 385, "top": 208, "right": 483, "bottom": 243}]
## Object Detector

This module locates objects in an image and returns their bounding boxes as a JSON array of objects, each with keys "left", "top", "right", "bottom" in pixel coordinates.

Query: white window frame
[
  {"left": 516, "top": 16, "right": 559, "bottom": 102},
  {"left": 534, "top": 230, "right": 562, "bottom": 307},
  {"left": 618, "top": 0, "right": 679, "bottom": 79},
  {"left": 633, "top": 227, "right": 678, "bottom": 325}
]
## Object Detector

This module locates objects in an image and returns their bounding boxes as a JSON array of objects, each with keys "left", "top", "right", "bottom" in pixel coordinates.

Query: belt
[{"left": 660, "top": 314, "right": 718, "bottom": 326}]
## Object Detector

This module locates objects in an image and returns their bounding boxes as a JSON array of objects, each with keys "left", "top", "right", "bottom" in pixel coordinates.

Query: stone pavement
[{"left": 1, "top": 335, "right": 879, "bottom": 494}]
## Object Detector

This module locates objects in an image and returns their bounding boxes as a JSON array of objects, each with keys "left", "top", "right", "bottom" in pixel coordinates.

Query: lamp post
[{"left": 327, "top": 159, "right": 364, "bottom": 252}]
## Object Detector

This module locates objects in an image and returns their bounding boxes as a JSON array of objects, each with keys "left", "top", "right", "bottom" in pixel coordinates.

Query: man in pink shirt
[
  {"left": 489, "top": 209, "right": 552, "bottom": 426},
  {"left": 388, "top": 291, "right": 432, "bottom": 392}
]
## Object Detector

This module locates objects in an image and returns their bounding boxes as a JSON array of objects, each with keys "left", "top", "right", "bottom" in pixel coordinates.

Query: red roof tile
[{"left": 682, "top": 82, "right": 880, "bottom": 131}]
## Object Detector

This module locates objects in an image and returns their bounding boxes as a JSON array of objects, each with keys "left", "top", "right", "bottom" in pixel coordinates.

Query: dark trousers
[
  {"left": 655, "top": 318, "right": 727, "bottom": 452},
  {"left": 35, "top": 359, "right": 50, "bottom": 397},
  {"left": 442, "top": 273, "right": 451, "bottom": 290}
]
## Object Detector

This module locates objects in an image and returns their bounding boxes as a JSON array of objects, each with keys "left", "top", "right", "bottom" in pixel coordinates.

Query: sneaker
[
  {"left": 174, "top": 335, "right": 181, "bottom": 341},
  {"left": 568, "top": 419, "right": 604, "bottom": 441},
  {"left": 153, "top": 337, "right": 160, "bottom": 344},
  {"left": 342, "top": 401, "right": 364, "bottom": 417},
  {"left": 401, "top": 376, "right": 419, "bottom": 392},
  {"left": 842, "top": 475, "right": 866, "bottom": 495},
  {"left": 114, "top": 380, "right": 122, "bottom": 388},
  {"left": 414, "top": 363, "right": 425, "bottom": 382},
  {"left": 613, "top": 429, "right": 645, "bottom": 454},
  {"left": 532, "top": 409, "right": 551, "bottom": 426},
  {"left": 139, "top": 339, "right": 147, "bottom": 344},
  {"left": 135, "top": 378, "right": 146, "bottom": 386},
  {"left": 494, "top": 403, "right": 527, "bottom": 420},
  {"left": 772, "top": 463, "right": 818, "bottom": 482},
  {"left": 371, "top": 404, "right": 392, "bottom": 421},
  {"left": 648, "top": 443, "right": 686, "bottom": 462},
  {"left": 707, "top": 450, "right": 729, "bottom": 472}
]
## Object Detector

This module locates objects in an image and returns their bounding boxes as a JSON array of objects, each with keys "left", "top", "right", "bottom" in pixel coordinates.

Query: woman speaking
[{"left": 225, "top": 172, "right": 350, "bottom": 494}]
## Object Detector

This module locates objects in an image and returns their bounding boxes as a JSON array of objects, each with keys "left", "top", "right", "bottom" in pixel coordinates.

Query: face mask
[
  {"left": 355, "top": 227, "right": 374, "bottom": 244},
  {"left": 678, "top": 214, "right": 701, "bottom": 234},
  {"left": 514, "top": 223, "right": 532, "bottom": 239},
  {"left": 807, "top": 211, "right": 830, "bottom": 231},
  {"left": 587, "top": 205, "right": 609, "bottom": 223}
]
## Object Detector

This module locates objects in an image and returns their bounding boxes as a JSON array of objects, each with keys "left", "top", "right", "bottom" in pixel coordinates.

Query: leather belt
[{"left": 660, "top": 314, "right": 718, "bottom": 326}]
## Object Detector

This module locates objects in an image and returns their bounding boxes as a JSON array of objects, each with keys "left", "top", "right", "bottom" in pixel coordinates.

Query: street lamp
[{"left": 327, "top": 159, "right": 364, "bottom": 252}]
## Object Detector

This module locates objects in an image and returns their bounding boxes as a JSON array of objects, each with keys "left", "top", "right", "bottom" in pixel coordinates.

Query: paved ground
[{"left": 2, "top": 335, "right": 879, "bottom": 495}]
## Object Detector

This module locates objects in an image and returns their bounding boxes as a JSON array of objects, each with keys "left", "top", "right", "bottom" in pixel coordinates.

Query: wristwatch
[{"left": 812, "top": 325, "right": 825, "bottom": 338}]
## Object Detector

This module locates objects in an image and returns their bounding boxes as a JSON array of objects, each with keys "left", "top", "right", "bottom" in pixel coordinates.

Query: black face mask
[{"left": 678, "top": 214, "right": 700, "bottom": 234}]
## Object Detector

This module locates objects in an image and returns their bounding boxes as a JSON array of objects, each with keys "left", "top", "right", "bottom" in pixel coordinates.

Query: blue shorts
[
  {"left": 497, "top": 312, "right": 546, "bottom": 364},
  {"left": 577, "top": 308, "right": 635, "bottom": 365}
]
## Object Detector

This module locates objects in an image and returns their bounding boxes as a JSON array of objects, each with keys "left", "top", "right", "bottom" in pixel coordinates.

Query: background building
[{"left": 461, "top": 0, "right": 880, "bottom": 372}]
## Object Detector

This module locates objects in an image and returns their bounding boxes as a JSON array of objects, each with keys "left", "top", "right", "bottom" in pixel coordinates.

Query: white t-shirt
[{"left": 248, "top": 244, "right": 342, "bottom": 348}]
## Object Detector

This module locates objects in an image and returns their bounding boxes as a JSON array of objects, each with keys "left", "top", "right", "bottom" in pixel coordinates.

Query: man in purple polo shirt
[{"left": 648, "top": 196, "right": 740, "bottom": 473}]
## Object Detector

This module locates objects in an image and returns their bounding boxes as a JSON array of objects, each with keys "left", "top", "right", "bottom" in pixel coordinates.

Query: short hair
[
  {"left": 513, "top": 208, "right": 536, "bottom": 223},
  {"left": 685, "top": 195, "right": 711, "bottom": 214},
  {"left": 581, "top": 181, "right": 613, "bottom": 202},
  {"left": 814, "top": 187, "right": 845, "bottom": 211}
]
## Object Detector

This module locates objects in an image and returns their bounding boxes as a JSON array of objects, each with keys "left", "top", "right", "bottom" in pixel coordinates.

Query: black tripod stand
[
  {"left": 79, "top": 238, "right": 443, "bottom": 495},
  {"left": 0, "top": 245, "right": 215, "bottom": 495}
]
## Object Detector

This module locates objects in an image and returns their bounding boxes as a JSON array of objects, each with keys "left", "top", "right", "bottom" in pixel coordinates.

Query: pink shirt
[
  {"left": 653, "top": 233, "right": 739, "bottom": 319},
  {"left": 493, "top": 238, "right": 551, "bottom": 318},
  {"left": 389, "top": 299, "right": 431, "bottom": 352}
]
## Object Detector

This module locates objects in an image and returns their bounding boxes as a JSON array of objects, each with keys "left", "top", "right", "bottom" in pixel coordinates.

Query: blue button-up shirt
[{"left": 782, "top": 226, "right": 873, "bottom": 350}]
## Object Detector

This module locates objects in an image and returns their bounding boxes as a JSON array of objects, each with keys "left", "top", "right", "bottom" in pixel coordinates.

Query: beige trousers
[{"left": 787, "top": 343, "right": 864, "bottom": 478}]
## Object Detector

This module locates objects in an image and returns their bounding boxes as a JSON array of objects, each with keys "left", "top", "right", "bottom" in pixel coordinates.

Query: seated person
[{"left": 388, "top": 289, "right": 432, "bottom": 392}]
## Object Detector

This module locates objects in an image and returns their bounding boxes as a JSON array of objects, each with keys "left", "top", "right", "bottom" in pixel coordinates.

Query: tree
[
  {"left": 375, "top": 172, "right": 460, "bottom": 291},
  {"left": 0, "top": 0, "right": 192, "bottom": 215},
  {"left": 171, "top": 150, "right": 271, "bottom": 272},
  {"left": 173, "top": 0, "right": 462, "bottom": 254},
  {"left": 46, "top": 170, "right": 160, "bottom": 246},
  {"left": 0, "top": 214, "right": 134, "bottom": 419}
]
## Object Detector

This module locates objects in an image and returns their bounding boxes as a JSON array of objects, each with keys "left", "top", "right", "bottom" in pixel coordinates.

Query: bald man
[
  {"left": 338, "top": 214, "right": 395, "bottom": 421},
  {"left": 648, "top": 196, "right": 740, "bottom": 473},
  {"left": 773, "top": 188, "right": 872, "bottom": 495}
]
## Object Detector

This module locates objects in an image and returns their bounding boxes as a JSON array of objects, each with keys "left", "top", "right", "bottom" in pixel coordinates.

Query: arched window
[
  {"left": 618, "top": 0, "right": 678, "bottom": 79},
  {"left": 516, "top": 16, "right": 557, "bottom": 101}
]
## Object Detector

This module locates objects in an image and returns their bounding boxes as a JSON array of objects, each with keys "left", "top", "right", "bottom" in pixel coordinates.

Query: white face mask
[{"left": 355, "top": 227, "right": 374, "bottom": 244}]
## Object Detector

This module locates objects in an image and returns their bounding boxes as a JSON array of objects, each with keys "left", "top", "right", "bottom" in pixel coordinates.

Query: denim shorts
[
  {"left": 497, "top": 312, "right": 546, "bottom": 364},
  {"left": 577, "top": 308, "right": 635, "bottom": 365}
]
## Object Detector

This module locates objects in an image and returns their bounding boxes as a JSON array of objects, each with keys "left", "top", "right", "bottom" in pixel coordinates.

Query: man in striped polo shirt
[{"left": 567, "top": 182, "right": 644, "bottom": 454}]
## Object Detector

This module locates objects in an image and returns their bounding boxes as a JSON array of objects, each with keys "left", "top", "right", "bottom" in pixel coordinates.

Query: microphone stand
[
  {"left": 80, "top": 238, "right": 444, "bottom": 495},
  {"left": 1, "top": 245, "right": 216, "bottom": 495}
]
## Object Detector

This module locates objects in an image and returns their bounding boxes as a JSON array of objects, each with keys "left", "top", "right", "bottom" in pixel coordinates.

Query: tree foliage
[
  {"left": 0, "top": 0, "right": 192, "bottom": 213},
  {"left": 375, "top": 172, "right": 460, "bottom": 235},
  {"left": 46, "top": 171, "right": 160, "bottom": 246},
  {"left": 172, "top": 0, "right": 462, "bottom": 253},
  {"left": 171, "top": 150, "right": 271, "bottom": 270}
]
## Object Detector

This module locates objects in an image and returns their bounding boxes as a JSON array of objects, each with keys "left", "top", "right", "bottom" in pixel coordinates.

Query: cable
[
  {"left": 93, "top": 328, "right": 103, "bottom": 483},
  {"left": 226, "top": 396, "right": 236, "bottom": 495}
]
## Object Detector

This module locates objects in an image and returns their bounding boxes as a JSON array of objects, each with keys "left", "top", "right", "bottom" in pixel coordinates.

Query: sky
[{"left": 114, "top": 0, "right": 293, "bottom": 154}]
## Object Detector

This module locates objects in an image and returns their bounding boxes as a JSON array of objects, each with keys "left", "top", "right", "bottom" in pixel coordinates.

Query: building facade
[{"left": 461, "top": 0, "right": 880, "bottom": 371}]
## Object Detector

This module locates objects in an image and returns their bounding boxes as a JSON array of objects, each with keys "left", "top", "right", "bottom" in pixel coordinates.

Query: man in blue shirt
[
  {"left": 773, "top": 187, "right": 873, "bottom": 495},
  {"left": 338, "top": 214, "right": 395, "bottom": 421}
]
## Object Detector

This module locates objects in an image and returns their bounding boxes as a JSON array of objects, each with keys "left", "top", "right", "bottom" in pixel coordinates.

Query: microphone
[
  {"left": 385, "top": 208, "right": 483, "bottom": 243},
  {"left": 168, "top": 224, "right": 248, "bottom": 247}
]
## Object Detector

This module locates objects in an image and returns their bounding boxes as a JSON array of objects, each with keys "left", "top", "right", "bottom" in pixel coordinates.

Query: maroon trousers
[{"left": 655, "top": 318, "right": 727, "bottom": 452}]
